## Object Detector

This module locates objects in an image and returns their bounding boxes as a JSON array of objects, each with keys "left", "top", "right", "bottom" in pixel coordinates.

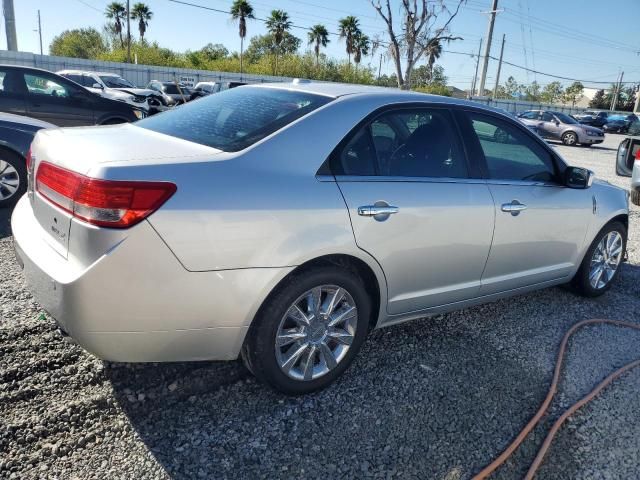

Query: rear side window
[
  {"left": 136, "top": 86, "right": 332, "bottom": 152},
  {"left": 468, "top": 112, "right": 558, "bottom": 183},
  {"left": 334, "top": 108, "right": 468, "bottom": 178}
]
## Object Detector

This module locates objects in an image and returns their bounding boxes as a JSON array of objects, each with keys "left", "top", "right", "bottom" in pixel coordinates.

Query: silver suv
[{"left": 518, "top": 110, "right": 605, "bottom": 146}]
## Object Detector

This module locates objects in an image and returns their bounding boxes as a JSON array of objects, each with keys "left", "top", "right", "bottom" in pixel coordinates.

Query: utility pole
[
  {"left": 37, "top": 10, "right": 43, "bottom": 55},
  {"left": 478, "top": 0, "right": 499, "bottom": 97},
  {"left": 634, "top": 84, "right": 640, "bottom": 113},
  {"left": 492, "top": 34, "right": 505, "bottom": 99},
  {"left": 471, "top": 38, "right": 483, "bottom": 98},
  {"left": 126, "top": 0, "right": 131, "bottom": 63},
  {"left": 611, "top": 71, "right": 624, "bottom": 111},
  {"left": 378, "top": 53, "right": 383, "bottom": 82},
  {"left": 3, "top": 0, "right": 18, "bottom": 51}
]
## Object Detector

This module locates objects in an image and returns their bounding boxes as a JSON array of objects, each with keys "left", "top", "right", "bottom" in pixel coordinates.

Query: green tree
[
  {"left": 411, "top": 64, "right": 447, "bottom": 87},
  {"left": 105, "top": 2, "right": 126, "bottom": 48},
  {"left": 49, "top": 28, "right": 107, "bottom": 59},
  {"left": 589, "top": 89, "right": 606, "bottom": 108},
  {"left": 562, "top": 81, "right": 584, "bottom": 107},
  {"left": 265, "top": 9, "right": 292, "bottom": 75},
  {"left": 338, "top": 16, "right": 360, "bottom": 65},
  {"left": 540, "top": 81, "right": 564, "bottom": 104},
  {"left": 130, "top": 3, "right": 153, "bottom": 42},
  {"left": 186, "top": 43, "right": 229, "bottom": 68},
  {"left": 524, "top": 81, "right": 541, "bottom": 102},
  {"left": 504, "top": 76, "right": 520, "bottom": 98},
  {"left": 244, "top": 33, "right": 300, "bottom": 63},
  {"left": 353, "top": 31, "right": 370, "bottom": 68},
  {"left": 308, "top": 24, "right": 330, "bottom": 66},
  {"left": 230, "top": 0, "right": 255, "bottom": 75},
  {"left": 424, "top": 38, "right": 442, "bottom": 81}
]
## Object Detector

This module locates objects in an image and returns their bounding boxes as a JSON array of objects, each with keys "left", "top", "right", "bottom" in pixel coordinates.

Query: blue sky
[{"left": 10, "top": 0, "right": 640, "bottom": 89}]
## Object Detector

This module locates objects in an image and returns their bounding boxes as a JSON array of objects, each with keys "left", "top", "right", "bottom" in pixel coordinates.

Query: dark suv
[{"left": 0, "top": 65, "right": 143, "bottom": 126}]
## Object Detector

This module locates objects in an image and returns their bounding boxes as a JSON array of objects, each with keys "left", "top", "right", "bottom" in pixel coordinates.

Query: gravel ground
[{"left": 1, "top": 134, "right": 639, "bottom": 479}]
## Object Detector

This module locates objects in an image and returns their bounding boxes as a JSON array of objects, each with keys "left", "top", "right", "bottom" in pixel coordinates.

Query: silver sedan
[
  {"left": 518, "top": 110, "right": 605, "bottom": 146},
  {"left": 13, "top": 82, "right": 629, "bottom": 394}
]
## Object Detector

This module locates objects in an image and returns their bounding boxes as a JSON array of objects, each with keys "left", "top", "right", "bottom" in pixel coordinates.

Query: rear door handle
[
  {"left": 358, "top": 205, "right": 399, "bottom": 217},
  {"left": 501, "top": 200, "right": 527, "bottom": 216}
]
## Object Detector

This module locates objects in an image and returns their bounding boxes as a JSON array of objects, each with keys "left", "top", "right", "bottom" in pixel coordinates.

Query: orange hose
[{"left": 472, "top": 319, "right": 640, "bottom": 480}]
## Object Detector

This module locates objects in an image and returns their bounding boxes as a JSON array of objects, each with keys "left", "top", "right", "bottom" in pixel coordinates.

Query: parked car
[
  {"left": 13, "top": 83, "right": 629, "bottom": 394},
  {"left": 0, "top": 65, "right": 144, "bottom": 126},
  {"left": 146, "top": 80, "right": 193, "bottom": 104},
  {"left": 574, "top": 110, "right": 610, "bottom": 127},
  {"left": 614, "top": 125, "right": 640, "bottom": 206},
  {"left": 189, "top": 81, "right": 249, "bottom": 100},
  {"left": 0, "top": 113, "right": 53, "bottom": 208},
  {"left": 517, "top": 110, "right": 605, "bottom": 146},
  {"left": 57, "top": 70, "right": 152, "bottom": 113},
  {"left": 602, "top": 114, "right": 639, "bottom": 134}
]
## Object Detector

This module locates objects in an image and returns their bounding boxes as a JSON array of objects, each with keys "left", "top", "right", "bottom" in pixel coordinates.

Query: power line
[
  {"left": 167, "top": 0, "right": 637, "bottom": 88},
  {"left": 73, "top": 0, "right": 102, "bottom": 13}
]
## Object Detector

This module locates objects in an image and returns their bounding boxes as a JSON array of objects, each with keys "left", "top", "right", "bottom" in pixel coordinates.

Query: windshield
[
  {"left": 608, "top": 115, "right": 626, "bottom": 121},
  {"left": 100, "top": 75, "right": 135, "bottom": 88},
  {"left": 136, "top": 86, "right": 332, "bottom": 152},
  {"left": 163, "top": 84, "right": 190, "bottom": 94},
  {"left": 553, "top": 112, "right": 578, "bottom": 124}
]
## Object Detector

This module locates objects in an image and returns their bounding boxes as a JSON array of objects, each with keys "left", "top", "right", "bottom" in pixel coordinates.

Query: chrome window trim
[{"left": 333, "top": 175, "right": 487, "bottom": 185}]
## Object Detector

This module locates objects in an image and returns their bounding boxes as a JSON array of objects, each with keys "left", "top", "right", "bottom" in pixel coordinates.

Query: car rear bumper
[{"left": 11, "top": 196, "right": 293, "bottom": 362}]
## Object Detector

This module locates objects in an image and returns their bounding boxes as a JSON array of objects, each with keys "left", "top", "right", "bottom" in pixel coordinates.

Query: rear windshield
[{"left": 135, "top": 86, "right": 332, "bottom": 152}]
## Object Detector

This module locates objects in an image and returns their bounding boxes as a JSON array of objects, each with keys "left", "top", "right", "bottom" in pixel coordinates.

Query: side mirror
[
  {"left": 92, "top": 83, "right": 103, "bottom": 89},
  {"left": 565, "top": 166, "right": 594, "bottom": 189},
  {"left": 555, "top": 121, "right": 560, "bottom": 126}
]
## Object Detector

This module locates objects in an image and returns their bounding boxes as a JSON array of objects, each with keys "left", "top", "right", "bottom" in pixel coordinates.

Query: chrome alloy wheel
[
  {"left": 0, "top": 159, "right": 19, "bottom": 201},
  {"left": 275, "top": 285, "right": 358, "bottom": 381},
  {"left": 589, "top": 231, "right": 623, "bottom": 289}
]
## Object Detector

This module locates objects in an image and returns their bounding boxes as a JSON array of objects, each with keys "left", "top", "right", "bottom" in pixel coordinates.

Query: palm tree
[
  {"left": 265, "top": 10, "right": 292, "bottom": 76},
  {"left": 105, "top": 1, "right": 126, "bottom": 48},
  {"left": 130, "top": 3, "right": 153, "bottom": 42},
  {"left": 353, "top": 31, "right": 370, "bottom": 69},
  {"left": 338, "top": 16, "right": 359, "bottom": 66},
  {"left": 230, "top": 0, "right": 254, "bottom": 75},
  {"left": 307, "top": 24, "right": 329, "bottom": 67},
  {"left": 425, "top": 38, "right": 442, "bottom": 81}
]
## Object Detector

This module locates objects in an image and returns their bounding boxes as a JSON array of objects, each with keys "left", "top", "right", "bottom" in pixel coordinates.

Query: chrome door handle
[
  {"left": 501, "top": 200, "right": 527, "bottom": 216},
  {"left": 358, "top": 205, "right": 399, "bottom": 216}
]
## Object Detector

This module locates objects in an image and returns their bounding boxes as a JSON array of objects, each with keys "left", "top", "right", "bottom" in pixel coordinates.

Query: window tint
[
  {"left": 335, "top": 108, "right": 467, "bottom": 178},
  {"left": 24, "top": 74, "right": 72, "bottom": 98},
  {"left": 541, "top": 112, "right": 554, "bottom": 122},
  {"left": 519, "top": 111, "right": 538, "bottom": 120},
  {"left": 136, "top": 86, "right": 332, "bottom": 152},
  {"left": 469, "top": 113, "right": 557, "bottom": 183}
]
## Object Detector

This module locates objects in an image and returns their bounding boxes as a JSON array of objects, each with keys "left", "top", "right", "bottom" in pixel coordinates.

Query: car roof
[
  {"left": 0, "top": 112, "right": 55, "bottom": 128},
  {"left": 57, "top": 70, "right": 121, "bottom": 77}
]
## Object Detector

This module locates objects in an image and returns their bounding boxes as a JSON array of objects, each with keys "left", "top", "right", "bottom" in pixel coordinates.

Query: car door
[
  {"left": 539, "top": 112, "right": 563, "bottom": 139},
  {"left": 333, "top": 107, "right": 495, "bottom": 315},
  {"left": 24, "top": 72, "right": 94, "bottom": 126},
  {"left": 0, "top": 69, "right": 28, "bottom": 116},
  {"left": 463, "top": 111, "right": 593, "bottom": 295}
]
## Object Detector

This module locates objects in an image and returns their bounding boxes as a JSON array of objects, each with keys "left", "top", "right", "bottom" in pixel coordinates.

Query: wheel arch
[{"left": 252, "top": 253, "right": 386, "bottom": 333}]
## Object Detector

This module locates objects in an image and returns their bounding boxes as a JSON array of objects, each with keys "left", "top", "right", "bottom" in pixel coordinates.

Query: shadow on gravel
[
  {"left": 101, "top": 270, "right": 638, "bottom": 480},
  {"left": 0, "top": 207, "right": 12, "bottom": 239}
]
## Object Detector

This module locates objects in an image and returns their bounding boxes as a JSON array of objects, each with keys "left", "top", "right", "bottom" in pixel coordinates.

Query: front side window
[
  {"left": 24, "top": 74, "right": 73, "bottom": 98},
  {"left": 553, "top": 112, "right": 578, "bottom": 124},
  {"left": 541, "top": 112, "right": 554, "bottom": 122},
  {"left": 335, "top": 108, "right": 467, "bottom": 178},
  {"left": 136, "top": 86, "right": 332, "bottom": 152},
  {"left": 468, "top": 112, "right": 558, "bottom": 183}
]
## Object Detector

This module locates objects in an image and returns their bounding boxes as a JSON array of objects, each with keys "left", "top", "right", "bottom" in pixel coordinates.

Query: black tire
[
  {"left": 571, "top": 221, "right": 627, "bottom": 297},
  {"left": 561, "top": 131, "right": 578, "bottom": 146},
  {"left": 631, "top": 189, "right": 640, "bottom": 207},
  {"left": 241, "top": 266, "right": 371, "bottom": 395},
  {"left": 0, "top": 149, "right": 26, "bottom": 209}
]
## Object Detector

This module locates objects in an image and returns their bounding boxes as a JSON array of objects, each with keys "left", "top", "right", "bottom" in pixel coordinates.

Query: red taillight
[
  {"left": 36, "top": 162, "right": 176, "bottom": 228},
  {"left": 635, "top": 149, "right": 640, "bottom": 163}
]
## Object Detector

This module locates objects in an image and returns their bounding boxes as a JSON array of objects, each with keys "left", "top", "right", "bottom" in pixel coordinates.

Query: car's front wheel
[
  {"left": 572, "top": 221, "right": 627, "bottom": 297},
  {"left": 242, "top": 266, "right": 371, "bottom": 395},
  {"left": 562, "top": 131, "right": 578, "bottom": 146},
  {"left": 0, "top": 149, "right": 26, "bottom": 209}
]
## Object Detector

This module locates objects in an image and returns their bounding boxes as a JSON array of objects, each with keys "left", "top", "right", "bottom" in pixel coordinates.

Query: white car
[{"left": 57, "top": 70, "right": 157, "bottom": 113}]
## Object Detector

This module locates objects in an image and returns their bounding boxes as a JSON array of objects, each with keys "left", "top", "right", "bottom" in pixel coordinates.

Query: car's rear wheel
[
  {"left": 0, "top": 149, "right": 26, "bottom": 209},
  {"left": 562, "top": 131, "right": 578, "bottom": 146},
  {"left": 631, "top": 190, "right": 640, "bottom": 207},
  {"left": 572, "top": 221, "right": 626, "bottom": 297},
  {"left": 242, "top": 266, "right": 371, "bottom": 395}
]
